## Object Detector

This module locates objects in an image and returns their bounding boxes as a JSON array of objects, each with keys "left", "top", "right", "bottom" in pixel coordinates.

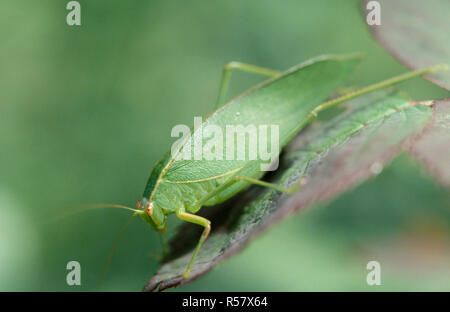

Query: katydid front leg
[
  {"left": 176, "top": 174, "right": 304, "bottom": 279},
  {"left": 176, "top": 208, "right": 211, "bottom": 278}
]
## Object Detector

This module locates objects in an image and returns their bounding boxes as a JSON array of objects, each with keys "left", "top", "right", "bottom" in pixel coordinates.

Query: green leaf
[
  {"left": 144, "top": 90, "right": 435, "bottom": 291},
  {"left": 363, "top": 0, "right": 450, "bottom": 90}
]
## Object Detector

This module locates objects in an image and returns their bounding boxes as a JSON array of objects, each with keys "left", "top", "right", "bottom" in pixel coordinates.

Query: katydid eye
[{"left": 146, "top": 203, "right": 153, "bottom": 216}]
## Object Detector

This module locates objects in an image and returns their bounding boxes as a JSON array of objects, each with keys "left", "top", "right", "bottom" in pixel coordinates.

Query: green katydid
[{"left": 94, "top": 54, "right": 446, "bottom": 279}]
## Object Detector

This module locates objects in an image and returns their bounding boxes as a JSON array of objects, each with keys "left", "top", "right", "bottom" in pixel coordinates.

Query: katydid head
[{"left": 136, "top": 197, "right": 167, "bottom": 233}]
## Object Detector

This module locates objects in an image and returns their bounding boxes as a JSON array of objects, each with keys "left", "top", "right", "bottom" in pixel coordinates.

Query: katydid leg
[
  {"left": 176, "top": 208, "right": 211, "bottom": 278},
  {"left": 234, "top": 175, "right": 305, "bottom": 194},
  {"left": 216, "top": 62, "right": 280, "bottom": 108},
  {"left": 311, "top": 64, "right": 447, "bottom": 116}
]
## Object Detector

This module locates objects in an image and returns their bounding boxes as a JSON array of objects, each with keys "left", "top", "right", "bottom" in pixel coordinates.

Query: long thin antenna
[
  {"left": 47, "top": 203, "right": 143, "bottom": 225},
  {"left": 69, "top": 203, "right": 142, "bottom": 215},
  {"left": 97, "top": 213, "right": 137, "bottom": 290}
]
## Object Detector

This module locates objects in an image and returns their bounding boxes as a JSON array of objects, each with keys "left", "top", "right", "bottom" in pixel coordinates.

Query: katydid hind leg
[
  {"left": 234, "top": 175, "right": 306, "bottom": 195},
  {"left": 215, "top": 61, "right": 280, "bottom": 108},
  {"left": 175, "top": 208, "right": 211, "bottom": 278}
]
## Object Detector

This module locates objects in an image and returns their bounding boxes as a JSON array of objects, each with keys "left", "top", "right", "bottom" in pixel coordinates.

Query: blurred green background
[{"left": 1, "top": 0, "right": 449, "bottom": 291}]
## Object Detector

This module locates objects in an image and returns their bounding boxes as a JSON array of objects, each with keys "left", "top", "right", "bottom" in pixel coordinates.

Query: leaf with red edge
[
  {"left": 363, "top": 0, "right": 450, "bottom": 90},
  {"left": 407, "top": 99, "right": 450, "bottom": 187}
]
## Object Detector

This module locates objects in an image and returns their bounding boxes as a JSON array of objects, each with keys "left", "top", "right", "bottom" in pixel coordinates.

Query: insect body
[{"left": 114, "top": 54, "right": 444, "bottom": 278}]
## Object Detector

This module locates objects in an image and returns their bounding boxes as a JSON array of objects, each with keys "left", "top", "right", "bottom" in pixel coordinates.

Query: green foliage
[{"left": 0, "top": 0, "right": 448, "bottom": 291}]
